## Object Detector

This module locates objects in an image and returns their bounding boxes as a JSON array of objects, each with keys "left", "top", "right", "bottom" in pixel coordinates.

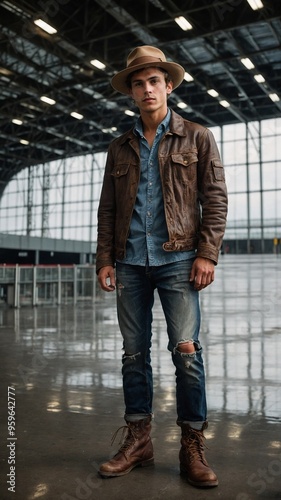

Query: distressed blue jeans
[{"left": 115, "top": 260, "right": 207, "bottom": 426}]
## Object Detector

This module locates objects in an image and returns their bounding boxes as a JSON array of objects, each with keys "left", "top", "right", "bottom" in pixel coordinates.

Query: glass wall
[
  {"left": 0, "top": 118, "right": 280, "bottom": 253},
  {"left": 0, "top": 153, "right": 105, "bottom": 245},
  {"left": 221, "top": 119, "right": 281, "bottom": 252}
]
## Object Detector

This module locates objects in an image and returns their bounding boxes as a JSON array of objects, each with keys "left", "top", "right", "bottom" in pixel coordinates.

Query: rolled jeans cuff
[
  {"left": 125, "top": 413, "right": 152, "bottom": 422},
  {"left": 177, "top": 420, "right": 206, "bottom": 430}
]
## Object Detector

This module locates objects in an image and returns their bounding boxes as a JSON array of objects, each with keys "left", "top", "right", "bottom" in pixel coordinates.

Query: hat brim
[{"left": 111, "top": 61, "right": 185, "bottom": 95}]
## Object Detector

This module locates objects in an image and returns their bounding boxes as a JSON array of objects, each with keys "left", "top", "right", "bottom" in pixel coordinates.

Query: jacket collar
[
  {"left": 168, "top": 108, "right": 187, "bottom": 137},
  {"left": 118, "top": 108, "right": 187, "bottom": 146}
]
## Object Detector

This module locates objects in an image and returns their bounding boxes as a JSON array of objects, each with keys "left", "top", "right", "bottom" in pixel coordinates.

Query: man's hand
[
  {"left": 190, "top": 257, "right": 215, "bottom": 291},
  {"left": 98, "top": 265, "right": 116, "bottom": 292}
]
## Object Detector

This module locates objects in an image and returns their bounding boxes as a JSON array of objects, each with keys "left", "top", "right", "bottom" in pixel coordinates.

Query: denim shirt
[{"left": 120, "top": 109, "right": 195, "bottom": 266}]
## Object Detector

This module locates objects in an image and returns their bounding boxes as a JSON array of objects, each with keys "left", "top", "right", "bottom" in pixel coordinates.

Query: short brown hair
[{"left": 126, "top": 67, "right": 172, "bottom": 89}]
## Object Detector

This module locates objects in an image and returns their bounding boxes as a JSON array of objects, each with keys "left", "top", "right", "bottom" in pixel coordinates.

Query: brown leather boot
[
  {"left": 99, "top": 416, "right": 154, "bottom": 477},
  {"left": 179, "top": 422, "right": 218, "bottom": 488}
]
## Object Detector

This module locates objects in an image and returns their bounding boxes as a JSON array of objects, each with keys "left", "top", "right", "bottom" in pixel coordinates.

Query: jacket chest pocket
[
  {"left": 111, "top": 163, "right": 130, "bottom": 178},
  {"left": 171, "top": 152, "right": 198, "bottom": 183},
  {"left": 111, "top": 163, "right": 138, "bottom": 201}
]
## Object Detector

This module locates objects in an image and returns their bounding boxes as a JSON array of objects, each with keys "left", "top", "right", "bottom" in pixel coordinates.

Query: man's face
[{"left": 128, "top": 67, "right": 173, "bottom": 114}]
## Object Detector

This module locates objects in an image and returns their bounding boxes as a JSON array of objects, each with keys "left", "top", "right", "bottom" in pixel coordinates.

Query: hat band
[{"left": 127, "top": 55, "right": 164, "bottom": 68}]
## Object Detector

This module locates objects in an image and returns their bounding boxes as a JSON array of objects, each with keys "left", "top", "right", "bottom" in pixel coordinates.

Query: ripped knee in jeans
[
  {"left": 173, "top": 340, "right": 200, "bottom": 368},
  {"left": 176, "top": 340, "right": 196, "bottom": 354},
  {"left": 122, "top": 351, "right": 141, "bottom": 361}
]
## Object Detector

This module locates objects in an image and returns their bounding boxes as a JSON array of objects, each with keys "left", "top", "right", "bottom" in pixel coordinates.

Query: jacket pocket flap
[
  {"left": 171, "top": 152, "right": 198, "bottom": 167},
  {"left": 211, "top": 159, "right": 225, "bottom": 181},
  {"left": 111, "top": 163, "right": 130, "bottom": 177}
]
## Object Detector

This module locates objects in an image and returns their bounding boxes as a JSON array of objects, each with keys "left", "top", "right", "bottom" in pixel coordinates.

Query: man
[{"left": 96, "top": 45, "right": 227, "bottom": 488}]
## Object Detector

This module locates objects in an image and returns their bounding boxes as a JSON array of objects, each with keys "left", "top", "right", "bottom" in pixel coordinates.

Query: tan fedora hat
[{"left": 111, "top": 45, "right": 185, "bottom": 95}]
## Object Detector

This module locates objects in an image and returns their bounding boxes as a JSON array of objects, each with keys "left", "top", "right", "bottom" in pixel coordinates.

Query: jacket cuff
[{"left": 196, "top": 243, "right": 219, "bottom": 265}]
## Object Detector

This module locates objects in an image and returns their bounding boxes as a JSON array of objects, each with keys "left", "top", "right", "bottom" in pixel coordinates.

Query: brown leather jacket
[{"left": 96, "top": 109, "right": 227, "bottom": 273}]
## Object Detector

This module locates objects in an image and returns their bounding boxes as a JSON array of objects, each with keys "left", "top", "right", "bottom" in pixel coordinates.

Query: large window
[
  {"left": 0, "top": 118, "right": 280, "bottom": 252},
  {"left": 0, "top": 153, "right": 105, "bottom": 246},
  {"left": 218, "top": 118, "right": 281, "bottom": 251}
]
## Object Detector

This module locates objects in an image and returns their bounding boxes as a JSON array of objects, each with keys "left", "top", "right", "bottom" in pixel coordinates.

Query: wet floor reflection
[
  {"left": 201, "top": 255, "right": 281, "bottom": 420},
  {"left": 0, "top": 255, "right": 281, "bottom": 500},
  {"left": 0, "top": 255, "right": 280, "bottom": 422}
]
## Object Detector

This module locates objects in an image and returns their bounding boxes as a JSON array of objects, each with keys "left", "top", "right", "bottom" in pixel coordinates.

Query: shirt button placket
[{"left": 146, "top": 152, "right": 154, "bottom": 262}]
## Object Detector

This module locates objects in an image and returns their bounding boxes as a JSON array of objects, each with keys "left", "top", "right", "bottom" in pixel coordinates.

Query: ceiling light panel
[
  {"left": 34, "top": 19, "right": 57, "bottom": 35},
  {"left": 174, "top": 16, "right": 192, "bottom": 31},
  {"left": 269, "top": 93, "right": 280, "bottom": 102},
  {"left": 70, "top": 112, "right": 83, "bottom": 120},
  {"left": 184, "top": 72, "right": 194, "bottom": 82},
  {"left": 220, "top": 100, "right": 230, "bottom": 108},
  {"left": 247, "top": 0, "right": 264, "bottom": 10},
  {"left": 40, "top": 96, "right": 56, "bottom": 105},
  {"left": 90, "top": 59, "right": 106, "bottom": 70},
  {"left": 207, "top": 89, "right": 219, "bottom": 98},
  {"left": 254, "top": 74, "right": 265, "bottom": 83},
  {"left": 241, "top": 58, "right": 255, "bottom": 70}
]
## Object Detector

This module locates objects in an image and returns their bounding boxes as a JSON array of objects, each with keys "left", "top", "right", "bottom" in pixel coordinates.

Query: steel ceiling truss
[{"left": 0, "top": 0, "right": 281, "bottom": 190}]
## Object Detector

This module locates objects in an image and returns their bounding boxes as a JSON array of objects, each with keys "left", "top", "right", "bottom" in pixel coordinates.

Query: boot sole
[
  {"left": 180, "top": 468, "right": 219, "bottom": 488},
  {"left": 99, "top": 457, "right": 154, "bottom": 478}
]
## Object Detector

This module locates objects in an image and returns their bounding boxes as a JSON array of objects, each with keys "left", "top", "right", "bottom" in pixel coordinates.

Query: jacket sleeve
[
  {"left": 196, "top": 128, "right": 228, "bottom": 264},
  {"left": 96, "top": 146, "right": 116, "bottom": 274}
]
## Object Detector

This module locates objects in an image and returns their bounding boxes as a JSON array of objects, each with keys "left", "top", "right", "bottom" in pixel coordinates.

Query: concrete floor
[{"left": 0, "top": 255, "right": 281, "bottom": 500}]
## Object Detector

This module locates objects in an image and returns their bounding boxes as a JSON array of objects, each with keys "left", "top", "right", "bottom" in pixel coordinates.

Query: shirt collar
[{"left": 134, "top": 108, "right": 171, "bottom": 138}]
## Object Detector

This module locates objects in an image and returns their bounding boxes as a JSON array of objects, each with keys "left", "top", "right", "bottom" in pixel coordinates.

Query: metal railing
[{"left": 0, "top": 265, "right": 97, "bottom": 307}]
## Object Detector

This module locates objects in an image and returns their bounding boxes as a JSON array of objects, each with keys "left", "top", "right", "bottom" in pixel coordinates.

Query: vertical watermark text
[{"left": 7, "top": 386, "right": 17, "bottom": 493}]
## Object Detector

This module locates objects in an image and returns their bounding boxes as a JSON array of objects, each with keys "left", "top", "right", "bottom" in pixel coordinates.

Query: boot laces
[
  {"left": 184, "top": 430, "right": 208, "bottom": 465},
  {"left": 110, "top": 425, "right": 138, "bottom": 454}
]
